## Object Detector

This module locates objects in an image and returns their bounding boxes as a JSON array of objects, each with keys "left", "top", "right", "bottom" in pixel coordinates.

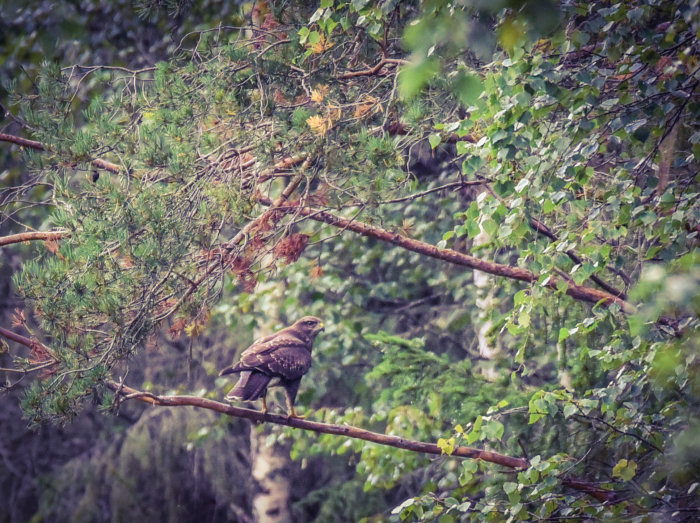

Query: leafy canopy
[{"left": 3, "top": 0, "right": 699, "bottom": 520}]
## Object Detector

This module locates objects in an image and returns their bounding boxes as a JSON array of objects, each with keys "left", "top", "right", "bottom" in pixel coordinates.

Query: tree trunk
[
  {"left": 473, "top": 220, "right": 501, "bottom": 380},
  {"left": 248, "top": 286, "right": 295, "bottom": 523},
  {"left": 250, "top": 425, "right": 293, "bottom": 522}
]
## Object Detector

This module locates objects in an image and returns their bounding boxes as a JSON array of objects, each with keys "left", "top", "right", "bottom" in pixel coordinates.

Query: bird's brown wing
[
  {"left": 262, "top": 343, "right": 312, "bottom": 381},
  {"left": 235, "top": 334, "right": 311, "bottom": 380}
]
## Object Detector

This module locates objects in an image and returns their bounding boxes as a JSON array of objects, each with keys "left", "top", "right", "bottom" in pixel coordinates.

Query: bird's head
[{"left": 294, "top": 316, "right": 324, "bottom": 338}]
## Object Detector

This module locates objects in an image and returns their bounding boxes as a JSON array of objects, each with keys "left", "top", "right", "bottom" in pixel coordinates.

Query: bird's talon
[{"left": 287, "top": 406, "right": 305, "bottom": 419}]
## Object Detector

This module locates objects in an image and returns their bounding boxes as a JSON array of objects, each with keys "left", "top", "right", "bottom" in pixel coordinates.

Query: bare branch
[
  {"left": 103, "top": 380, "right": 626, "bottom": 504},
  {"left": 529, "top": 217, "right": 627, "bottom": 298},
  {"left": 0, "top": 132, "right": 44, "bottom": 151},
  {"left": 0, "top": 326, "right": 40, "bottom": 348},
  {"left": 104, "top": 380, "right": 528, "bottom": 468},
  {"left": 0, "top": 230, "right": 70, "bottom": 248},
  {"left": 381, "top": 180, "right": 487, "bottom": 204},
  {"left": 337, "top": 57, "right": 408, "bottom": 79}
]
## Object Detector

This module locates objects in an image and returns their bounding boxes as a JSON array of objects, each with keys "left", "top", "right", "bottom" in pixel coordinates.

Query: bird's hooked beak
[{"left": 317, "top": 322, "right": 325, "bottom": 333}]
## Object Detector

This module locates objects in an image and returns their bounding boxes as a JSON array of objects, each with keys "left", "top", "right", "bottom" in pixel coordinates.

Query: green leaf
[
  {"left": 398, "top": 59, "right": 439, "bottom": 99},
  {"left": 460, "top": 460, "right": 478, "bottom": 485},
  {"left": 612, "top": 459, "right": 637, "bottom": 481},
  {"left": 351, "top": 0, "right": 370, "bottom": 11},
  {"left": 298, "top": 27, "right": 310, "bottom": 45},
  {"left": 482, "top": 218, "right": 497, "bottom": 236},
  {"left": 482, "top": 419, "right": 504, "bottom": 441},
  {"left": 563, "top": 403, "right": 578, "bottom": 418},
  {"left": 309, "top": 8, "right": 324, "bottom": 24},
  {"left": 503, "top": 482, "right": 518, "bottom": 494},
  {"left": 428, "top": 133, "right": 441, "bottom": 149},
  {"left": 452, "top": 72, "right": 483, "bottom": 106},
  {"left": 515, "top": 178, "right": 529, "bottom": 193},
  {"left": 466, "top": 219, "right": 481, "bottom": 238},
  {"left": 467, "top": 416, "right": 483, "bottom": 444},
  {"left": 392, "top": 498, "right": 415, "bottom": 515},
  {"left": 558, "top": 327, "right": 570, "bottom": 342},
  {"left": 519, "top": 310, "right": 531, "bottom": 328},
  {"left": 308, "top": 31, "right": 321, "bottom": 45}
]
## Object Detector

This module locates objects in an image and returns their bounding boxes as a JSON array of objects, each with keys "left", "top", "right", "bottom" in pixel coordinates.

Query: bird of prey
[{"left": 218, "top": 316, "right": 324, "bottom": 418}]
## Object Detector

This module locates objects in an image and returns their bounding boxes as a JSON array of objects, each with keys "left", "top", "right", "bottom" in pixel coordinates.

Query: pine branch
[{"left": 0, "top": 230, "right": 70, "bottom": 247}]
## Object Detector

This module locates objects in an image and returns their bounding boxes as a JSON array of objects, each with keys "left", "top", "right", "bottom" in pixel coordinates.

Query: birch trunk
[
  {"left": 473, "top": 220, "right": 501, "bottom": 380},
  {"left": 248, "top": 285, "right": 295, "bottom": 523}
]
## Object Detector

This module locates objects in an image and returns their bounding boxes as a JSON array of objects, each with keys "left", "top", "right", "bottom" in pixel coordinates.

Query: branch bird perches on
[
  {"left": 105, "top": 380, "right": 529, "bottom": 468},
  {"left": 0, "top": 325, "right": 625, "bottom": 505}
]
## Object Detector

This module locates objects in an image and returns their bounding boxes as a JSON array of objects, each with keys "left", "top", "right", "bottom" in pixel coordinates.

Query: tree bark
[
  {"left": 249, "top": 424, "right": 293, "bottom": 523},
  {"left": 0, "top": 231, "right": 70, "bottom": 247},
  {"left": 473, "top": 216, "right": 501, "bottom": 380},
  {"left": 246, "top": 288, "right": 295, "bottom": 523}
]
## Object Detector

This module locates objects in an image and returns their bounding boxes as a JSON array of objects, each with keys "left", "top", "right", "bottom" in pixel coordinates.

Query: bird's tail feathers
[{"left": 226, "top": 371, "right": 270, "bottom": 401}]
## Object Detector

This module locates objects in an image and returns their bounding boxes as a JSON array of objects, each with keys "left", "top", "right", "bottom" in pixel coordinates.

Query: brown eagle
[{"left": 218, "top": 316, "right": 324, "bottom": 417}]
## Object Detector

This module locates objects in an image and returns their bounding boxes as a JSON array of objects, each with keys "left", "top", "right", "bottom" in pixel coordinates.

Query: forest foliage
[{"left": 1, "top": 0, "right": 699, "bottom": 520}]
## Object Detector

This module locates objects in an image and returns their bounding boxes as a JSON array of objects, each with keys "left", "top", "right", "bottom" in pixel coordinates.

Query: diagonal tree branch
[
  {"left": 0, "top": 132, "right": 631, "bottom": 307},
  {"left": 104, "top": 380, "right": 528, "bottom": 468},
  {"left": 103, "top": 381, "right": 624, "bottom": 504},
  {"left": 482, "top": 185, "right": 627, "bottom": 298},
  {"left": 0, "top": 326, "right": 39, "bottom": 348},
  {"left": 337, "top": 57, "right": 408, "bottom": 79},
  {"left": 260, "top": 198, "right": 682, "bottom": 330},
  {"left": 0, "top": 132, "right": 45, "bottom": 152},
  {"left": 257, "top": 197, "right": 635, "bottom": 312},
  {"left": 0, "top": 324, "right": 525, "bottom": 468},
  {"left": 528, "top": 217, "right": 627, "bottom": 298}
]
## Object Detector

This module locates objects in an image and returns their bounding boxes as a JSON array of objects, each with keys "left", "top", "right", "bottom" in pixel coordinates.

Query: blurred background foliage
[{"left": 1, "top": 0, "right": 698, "bottom": 521}]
